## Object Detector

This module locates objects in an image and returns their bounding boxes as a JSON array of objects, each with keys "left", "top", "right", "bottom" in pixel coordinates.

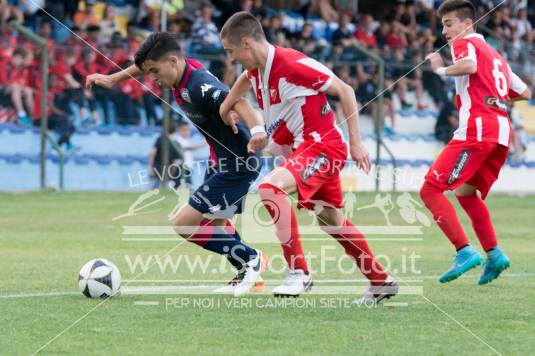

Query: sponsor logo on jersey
[
  {"left": 484, "top": 96, "right": 507, "bottom": 111},
  {"left": 212, "top": 89, "right": 221, "bottom": 101},
  {"left": 200, "top": 83, "right": 213, "bottom": 97},
  {"left": 447, "top": 150, "right": 471, "bottom": 185},
  {"left": 266, "top": 117, "right": 283, "bottom": 136},
  {"left": 320, "top": 102, "right": 332, "bottom": 116},
  {"left": 301, "top": 153, "right": 329, "bottom": 182},
  {"left": 180, "top": 88, "right": 191, "bottom": 103}
]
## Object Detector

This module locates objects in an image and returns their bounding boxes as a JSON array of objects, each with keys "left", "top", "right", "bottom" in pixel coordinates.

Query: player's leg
[
  {"left": 258, "top": 167, "right": 312, "bottom": 296},
  {"left": 315, "top": 206, "right": 398, "bottom": 303},
  {"left": 22, "top": 86, "right": 34, "bottom": 117},
  {"left": 173, "top": 203, "right": 265, "bottom": 295},
  {"left": 455, "top": 144, "right": 511, "bottom": 284},
  {"left": 419, "top": 141, "right": 494, "bottom": 283},
  {"left": 173, "top": 204, "right": 257, "bottom": 269},
  {"left": 7, "top": 84, "right": 27, "bottom": 120}
]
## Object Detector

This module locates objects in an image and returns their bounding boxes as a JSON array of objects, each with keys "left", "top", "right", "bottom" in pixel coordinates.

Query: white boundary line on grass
[{"left": 4, "top": 272, "right": 535, "bottom": 299}]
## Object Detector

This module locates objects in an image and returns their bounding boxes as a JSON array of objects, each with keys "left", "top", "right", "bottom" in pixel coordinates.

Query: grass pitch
[{"left": 1, "top": 191, "right": 534, "bottom": 355}]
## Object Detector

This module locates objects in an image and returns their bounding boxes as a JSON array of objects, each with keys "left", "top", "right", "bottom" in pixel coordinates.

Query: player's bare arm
[
  {"left": 85, "top": 64, "right": 143, "bottom": 90},
  {"left": 323, "top": 75, "right": 371, "bottom": 173},
  {"left": 219, "top": 71, "right": 252, "bottom": 127},
  {"left": 426, "top": 52, "right": 477, "bottom": 76},
  {"left": 230, "top": 98, "right": 268, "bottom": 154},
  {"left": 512, "top": 87, "right": 532, "bottom": 101}
]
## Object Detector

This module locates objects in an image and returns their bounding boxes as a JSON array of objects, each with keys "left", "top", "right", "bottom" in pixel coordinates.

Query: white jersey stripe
[
  {"left": 475, "top": 117, "right": 482, "bottom": 142},
  {"left": 497, "top": 116, "right": 510, "bottom": 146}
]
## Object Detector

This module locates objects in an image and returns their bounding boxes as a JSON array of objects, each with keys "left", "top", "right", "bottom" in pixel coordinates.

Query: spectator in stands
[
  {"left": 385, "top": 20, "right": 407, "bottom": 48},
  {"left": 292, "top": 23, "right": 316, "bottom": 55},
  {"left": 34, "top": 73, "right": 77, "bottom": 151},
  {"left": 298, "top": 0, "right": 339, "bottom": 23},
  {"left": 172, "top": 121, "right": 204, "bottom": 188},
  {"left": 355, "top": 14, "right": 377, "bottom": 48},
  {"left": 390, "top": 48, "right": 426, "bottom": 110},
  {"left": 140, "top": 74, "right": 161, "bottom": 126},
  {"left": 508, "top": 102, "right": 528, "bottom": 163},
  {"left": 148, "top": 120, "right": 184, "bottom": 188},
  {"left": 190, "top": 3, "right": 223, "bottom": 55},
  {"left": 434, "top": 96, "right": 458, "bottom": 145},
  {"left": 2, "top": 46, "right": 33, "bottom": 125},
  {"left": 98, "top": 4, "right": 119, "bottom": 45},
  {"left": 73, "top": 48, "right": 103, "bottom": 125},
  {"left": 73, "top": 0, "right": 99, "bottom": 30},
  {"left": 512, "top": 8, "right": 533, "bottom": 45}
]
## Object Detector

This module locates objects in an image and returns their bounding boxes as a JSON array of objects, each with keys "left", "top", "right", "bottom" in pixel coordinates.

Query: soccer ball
[{"left": 78, "top": 259, "right": 121, "bottom": 298}]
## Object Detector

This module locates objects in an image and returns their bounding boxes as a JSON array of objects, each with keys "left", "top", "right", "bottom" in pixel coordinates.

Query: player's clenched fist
[
  {"left": 425, "top": 52, "right": 445, "bottom": 73},
  {"left": 85, "top": 73, "right": 116, "bottom": 90},
  {"left": 247, "top": 132, "right": 268, "bottom": 154}
]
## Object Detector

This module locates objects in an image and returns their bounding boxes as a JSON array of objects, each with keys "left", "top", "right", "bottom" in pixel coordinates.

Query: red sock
[
  {"left": 258, "top": 183, "right": 308, "bottom": 272},
  {"left": 329, "top": 220, "right": 388, "bottom": 285},
  {"left": 456, "top": 194, "right": 498, "bottom": 251},
  {"left": 420, "top": 182, "right": 469, "bottom": 250},
  {"left": 187, "top": 219, "right": 215, "bottom": 247}
]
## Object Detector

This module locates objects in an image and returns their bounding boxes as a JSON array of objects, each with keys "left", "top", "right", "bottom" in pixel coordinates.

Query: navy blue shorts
[{"left": 188, "top": 170, "right": 259, "bottom": 219}]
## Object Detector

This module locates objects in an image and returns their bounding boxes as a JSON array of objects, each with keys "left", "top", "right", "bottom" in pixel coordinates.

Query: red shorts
[
  {"left": 279, "top": 140, "right": 348, "bottom": 210},
  {"left": 424, "top": 139, "right": 508, "bottom": 199}
]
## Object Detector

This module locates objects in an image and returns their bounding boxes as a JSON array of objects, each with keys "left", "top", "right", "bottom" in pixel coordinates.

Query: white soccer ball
[{"left": 78, "top": 259, "right": 121, "bottom": 298}]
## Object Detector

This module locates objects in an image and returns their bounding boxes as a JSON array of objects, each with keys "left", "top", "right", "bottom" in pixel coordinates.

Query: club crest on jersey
[
  {"left": 180, "top": 88, "right": 191, "bottom": 103},
  {"left": 447, "top": 150, "right": 471, "bottom": 185},
  {"left": 320, "top": 102, "right": 332, "bottom": 116},
  {"left": 301, "top": 153, "right": 329, "bottom": 182},
  {"left": 270, "top": 88, "right": 278, "bottom": 101}
]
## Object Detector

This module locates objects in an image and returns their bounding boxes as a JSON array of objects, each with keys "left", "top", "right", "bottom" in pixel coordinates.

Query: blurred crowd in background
[{"left": 0, "top": 0, "right": 533, "bottom": 160}]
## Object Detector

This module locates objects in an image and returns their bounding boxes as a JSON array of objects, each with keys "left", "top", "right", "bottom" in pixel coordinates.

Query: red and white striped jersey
[
  {"left": 246, "top": 45, "right": 345, "bottom": 157},
  {"left": 450, "top": 33, "right": 527, "bottom": 147}
]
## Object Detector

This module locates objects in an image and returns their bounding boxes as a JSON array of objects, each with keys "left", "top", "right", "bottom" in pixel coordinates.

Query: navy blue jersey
[{"left": 172, "top": 61, "right": 258, "bottom": 173}]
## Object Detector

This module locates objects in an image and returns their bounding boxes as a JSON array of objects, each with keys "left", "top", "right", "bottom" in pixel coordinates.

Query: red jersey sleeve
[
  {"left": 287, "top": 56, "right": 334, "bottom": 92},
  {"left": 451, "top": 39, "right": 477, "bottom": 64}
]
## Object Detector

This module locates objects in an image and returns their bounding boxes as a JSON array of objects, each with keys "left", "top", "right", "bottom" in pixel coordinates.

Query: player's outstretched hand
[
  {"left": 350, "top": 142, "right": 371, "bottom": 174},
  {"left": 425, "top": 52, "right": 444, "bottom": 73},
  {"left": 85, "top": 73, "right": 115, "bottom": 90},
  {"left": 247, "top": 132, "right": 268, "bottom": 155}
]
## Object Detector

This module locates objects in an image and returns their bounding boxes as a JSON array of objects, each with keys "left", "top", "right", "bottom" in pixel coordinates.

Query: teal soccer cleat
[
  {"left": 439, "top": 245, "right": 483, "bottom": 283},
  {"left": 478, "top": 246, "right": 510, "bottom": 285}
]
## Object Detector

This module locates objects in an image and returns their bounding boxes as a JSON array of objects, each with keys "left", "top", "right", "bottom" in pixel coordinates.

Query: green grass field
[{"left": 1, "top": 191, "right": 534, "bottom": 355}]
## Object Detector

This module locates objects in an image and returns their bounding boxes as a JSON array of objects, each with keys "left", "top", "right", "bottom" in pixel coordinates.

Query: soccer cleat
[
  {"left": 272, "top": 269, "right": 313, "bottom": 297},
  {"left": 233, "top": 250, "right": 264, "bottom": 297},
  {"left": 439, "top": 245, "right": 483, "bottom": 283},
  {"left": 214, "top": 278, "right": 266, "bottom": 294},
  {"left": 478, "top": 246, "right": 510, "bottom": 285},
  {"left": 214, "top": 251, "right": 268, "bottom": 295},
  {"left": 356, "top": 276, "right": 399, "bottom": 305}
]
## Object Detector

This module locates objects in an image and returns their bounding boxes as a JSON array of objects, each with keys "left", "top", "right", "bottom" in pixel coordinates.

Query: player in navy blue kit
[{"left": 86, "top": 32, "right": 268, "bottom": 296}]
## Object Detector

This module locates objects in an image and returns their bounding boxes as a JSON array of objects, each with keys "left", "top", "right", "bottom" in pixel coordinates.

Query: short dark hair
[
  {"left": 220, "top": 11, "right": 266, "bottom": 44},
  {"left": 134, "top": 32, "right": 182, "bottom": 69},
  {"left": 437, "top": 0, "right": 476, "bottom": 21},
  {"left": 13, "top": 46, "right": 26, "bottom": 58}
]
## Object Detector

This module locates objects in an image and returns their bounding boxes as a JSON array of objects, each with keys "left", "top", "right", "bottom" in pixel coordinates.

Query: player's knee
[
  {"left": 172, "top": 215, "right": 192, "bottom": 239},
  {"left": 258, "top": 182, "right": 283, "bottom": 200},
  {"left": 419, "top": 181, "right": 443, "bottom": 206}
]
